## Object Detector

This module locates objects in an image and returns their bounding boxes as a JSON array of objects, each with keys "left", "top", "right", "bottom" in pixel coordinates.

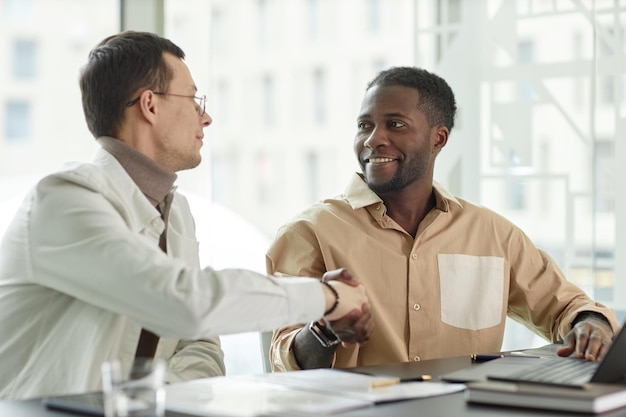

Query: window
[
  {"left": 517, "top": 40, "right": 535, "bottom": 101},
  {"left": 257, "top": 0, "right": 269, "bottom": 48},
  {"left": 3, "top": 0, "right": 33, "bottom": 21},
  {"left": 12, "top": 39, "right": 37, "bottom": 80},
  {"left": 306, "top": 151, "right": 319, "bottom": 203},
  {"left": 262, "top": 75, "right": 275, "bottom": 127},
  {"left": 307, "top": 0, "right": 320, "bottom": 42},
  {"left": 313, "top": 68, "right": 326, "bottom": 125},
  {"left": 5, "top": 101, "right": 32, "bottom": 142},
  {"left": 366, "top": 0, "right": 380, "bottom": 33}
]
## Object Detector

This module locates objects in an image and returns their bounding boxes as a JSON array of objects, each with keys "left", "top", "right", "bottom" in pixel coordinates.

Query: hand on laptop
[{"left": 557, "top": 316, "right": 614, "bottom": 361}]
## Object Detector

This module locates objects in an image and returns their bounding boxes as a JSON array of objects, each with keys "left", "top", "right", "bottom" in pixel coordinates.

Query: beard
[{"left": 363, "top": 155, "right": 429, "bottom": 195}]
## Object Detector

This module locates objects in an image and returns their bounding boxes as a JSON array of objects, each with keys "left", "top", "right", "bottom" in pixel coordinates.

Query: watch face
[{"left": 308, "top": 321, "right": 341, "bottom": 347}]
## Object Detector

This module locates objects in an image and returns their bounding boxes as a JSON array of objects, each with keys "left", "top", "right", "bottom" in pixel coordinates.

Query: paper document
[
  {"left": 166, "top": 377, "right": 370, "bottom": 417},
  {"left": 165, "top": 369, "right": 465, "bottom": 417},
  {"left": 255, "top": 368, "right": 465, "bottom": 403}
]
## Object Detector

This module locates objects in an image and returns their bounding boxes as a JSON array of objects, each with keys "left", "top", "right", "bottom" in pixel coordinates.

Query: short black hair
[
  {"left": 79, "top": 31, "right": 185, "bottom": 138},
  {"left": 366, "top": 66, "right": 457, "bottom": 131}
]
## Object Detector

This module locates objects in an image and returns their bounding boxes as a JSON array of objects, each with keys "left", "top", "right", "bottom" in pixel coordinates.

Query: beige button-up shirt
[{"left": 267, "top": 173, "right": 619, "bottom": 371}]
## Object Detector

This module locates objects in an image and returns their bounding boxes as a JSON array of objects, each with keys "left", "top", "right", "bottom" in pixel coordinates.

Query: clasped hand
[{"left": 321, "top": 268, "right": 374, "bottom": 346}]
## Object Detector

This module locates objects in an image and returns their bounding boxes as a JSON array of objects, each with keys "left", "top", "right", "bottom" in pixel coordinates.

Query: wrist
[
  {"left": 572, "top": 311, "right": 612, "bottom": 331},
  {"left": 308, "top": 320, "right": 340, "bottom": 348},
  {"left": 320, "top": 280, "right": 339, "bottom": 317}
]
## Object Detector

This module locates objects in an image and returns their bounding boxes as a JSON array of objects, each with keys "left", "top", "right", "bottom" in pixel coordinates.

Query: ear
[
  {"left": 137, "top": 90, "right": 159, "bottom": 125},
  {"left": 432, "top": 125, "right": 448, "bottom": 154}
]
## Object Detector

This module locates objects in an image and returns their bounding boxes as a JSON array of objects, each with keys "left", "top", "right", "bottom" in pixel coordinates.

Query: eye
[
  {"left": 357, "top": 121, "right": 371, "bottom": 130},
  {"left": 388, "top": 120, "right": 406, "bottom": 128}
]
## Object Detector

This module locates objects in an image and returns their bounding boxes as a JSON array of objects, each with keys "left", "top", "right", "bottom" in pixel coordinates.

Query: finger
[
  {"left": 575, "top": 329, "right": 589, "bottom": 359},
  {"left": 556, "top": 345, "right": 575, "bottom": 357},
  {"left": 339, "top": 312, "right": 372, "bottom": 344},
  {"left": 322, "top": 268, "right": 360, "bottom": 286},
  {"left": 584, "top": 332, "right": 605, "bottom": 361},
  {"left": 338, "top": 268, "right": 360, "bottom": 286},
  {"left": 597, "top": 341, "right": 611, "bottom": 361},
  {"left": 584, "top": 326, "right": 614, "bottom": 361},
  {"left": 556, "top": 328, "right": 577, "bottom": 357}
]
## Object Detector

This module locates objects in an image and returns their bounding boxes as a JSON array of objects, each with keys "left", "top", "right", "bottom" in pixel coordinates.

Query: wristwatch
[{"left": 308, "top": 320, "right": 341, "bottom": 347}]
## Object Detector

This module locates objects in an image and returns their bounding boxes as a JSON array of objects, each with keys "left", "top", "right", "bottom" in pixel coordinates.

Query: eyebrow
[{"left": 357, "top": 112, "right": 408, "bottom": 119}]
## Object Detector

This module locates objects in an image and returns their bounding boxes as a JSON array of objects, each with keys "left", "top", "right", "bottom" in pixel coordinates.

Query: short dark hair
[
  {"left": 366, "top": 66, "right": 457, "bottom": 131},
  {"left": 79, "top": 31, "right": 185, "bottom": 138}
]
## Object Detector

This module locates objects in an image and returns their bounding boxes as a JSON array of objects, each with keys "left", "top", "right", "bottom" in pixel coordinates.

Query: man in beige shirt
[{"left": 267, "top": 66, "right": 619, "bottom": 371}]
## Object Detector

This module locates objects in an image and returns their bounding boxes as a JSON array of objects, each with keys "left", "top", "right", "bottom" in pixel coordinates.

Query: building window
[
  {"left": 366, "top": 0, "right": 380, "bottom": 33},
  {"left": 508, "top": 178, "right": 527, "bottom": 211},
  {"left": 306, "top": 151, "right": 319, "bottom": 203},
  {"left": 13, "top": 39, "right": 37, "bottom": 80},
  {"left": 5, "top": 101, "right": 32, "bottom": 142},
  {"left": 517, "top": 40, "right": 535, "bottom": 101},
  {"left": 4, "top": 0, "right": 32, "bottom": 21},
  {"left": 210, "top": 8, "right": 224, "bottom": 57},
  {"left": 307, "top": 0, "right": 320, "bottom": 42},
  {"left": 595, "top": 140, "right": 614, "bottom": 213},
  {"left": 257, "top": 0, "right": 269, "bottom": 48},
  {"left": 263, "top": 75, "right": 275, "bottom": 127},
  {"left": 313, "top": 68, "right": 326, "bottom": 125}
]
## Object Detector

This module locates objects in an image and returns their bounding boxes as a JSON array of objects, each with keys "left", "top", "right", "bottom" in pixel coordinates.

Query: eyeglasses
[{"left": 126, "top": 91, "right": 206, "bottom": 116}]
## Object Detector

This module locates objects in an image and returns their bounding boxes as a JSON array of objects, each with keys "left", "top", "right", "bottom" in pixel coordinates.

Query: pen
[
  {"left": 369, "top": 378, "right": 401, "bottom": 389},
  {"left": 400, "top": 375, "right": 432, "bottom": 382},
  {"left": 471, "top": 354, "right": 503, "bottom": 362},
  {"left": 471, "top": 352, "right": 541, "bottom": 362},
  {"left": 369, "top": 375, "right": 433, "bottom": 389}
]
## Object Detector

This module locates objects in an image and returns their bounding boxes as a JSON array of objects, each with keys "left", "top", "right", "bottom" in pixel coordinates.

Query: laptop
[{"left": 462, "top": 320, "right": 626, "bottom": 388}]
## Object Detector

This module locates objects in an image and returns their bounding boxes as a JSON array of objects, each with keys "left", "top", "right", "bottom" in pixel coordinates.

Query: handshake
[{"left": 317, "top": 268, "right": 374, "bottom": 347}]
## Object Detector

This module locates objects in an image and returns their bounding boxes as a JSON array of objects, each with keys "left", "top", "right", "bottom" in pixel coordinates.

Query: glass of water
[{"left": 101, "top": 358, "right": 166, "bottom": 417}]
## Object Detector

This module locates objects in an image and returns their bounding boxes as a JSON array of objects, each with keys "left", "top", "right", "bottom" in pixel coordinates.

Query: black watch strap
[{"left": 308, "top": 320, "right": 340, "bottom": 348}]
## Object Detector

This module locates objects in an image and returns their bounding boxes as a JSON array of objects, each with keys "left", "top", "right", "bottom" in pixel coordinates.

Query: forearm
[
  {"left": 292, "top": 325, "right": 338, "bottom": 369},
  {"left": 166, "top": 338, "right": 226, "bottom": 384}
]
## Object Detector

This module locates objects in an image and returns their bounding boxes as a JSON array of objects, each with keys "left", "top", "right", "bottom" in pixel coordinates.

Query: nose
[
  {"left": 201, "top": 111, "right": 212, "bottom": 127},
  {"left": 363, "top": 125, "right": 389, "bottom": 149}
]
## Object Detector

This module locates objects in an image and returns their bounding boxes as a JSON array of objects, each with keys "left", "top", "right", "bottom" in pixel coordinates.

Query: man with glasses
[{"left": 0, "top": 31, "right": 371, "bottom": 400}]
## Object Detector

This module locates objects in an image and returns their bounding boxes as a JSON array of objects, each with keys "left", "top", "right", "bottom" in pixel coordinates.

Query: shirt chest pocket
[{"left": 437, "top": 254, "right": 504, "bottom": 330}]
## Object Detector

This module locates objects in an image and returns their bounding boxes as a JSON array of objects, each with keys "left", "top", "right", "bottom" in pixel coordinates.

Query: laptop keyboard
[{"left": 492, "top": 358, "right": 599, "bottom": 387}]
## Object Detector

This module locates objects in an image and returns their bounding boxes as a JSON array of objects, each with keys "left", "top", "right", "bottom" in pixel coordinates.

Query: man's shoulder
[
  {"left": 449, "top": 194, "right": 524, "bottom": 232},
  {"left": 37, "top": 161, "right": 105, "bottom": 189},
  {"left": 34, "top": 155, "right": 139, "bottom": 208},
  {"left": 293, "top": 194, "right": 353, "bottom": 221}
]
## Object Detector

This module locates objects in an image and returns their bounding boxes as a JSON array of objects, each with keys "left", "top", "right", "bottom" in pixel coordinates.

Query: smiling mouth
[{"left": 367, "top": 157, "right": 395, "bottom": 164}]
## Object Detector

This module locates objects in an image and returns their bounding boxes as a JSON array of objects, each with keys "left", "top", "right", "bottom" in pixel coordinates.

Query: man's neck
[
  {"left": 97, "top": 136, "right": 176, "bottom": 206},
  {"left": 380, "top": 185, "right": 436, "bottom": 238}
]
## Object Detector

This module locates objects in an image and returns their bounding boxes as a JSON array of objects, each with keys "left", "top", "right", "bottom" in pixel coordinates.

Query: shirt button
[
  {"left": 413, "top": 303, "right": 421, "bottom": 311},
  {"left": 413, "top": 356, "right": 421, "bottom": 362},
  {"left": 151, "top": 218, "right": 161, "bottom": 227},
  {"left": 411, "top": 253, "right": 418, "bottom": 260}
]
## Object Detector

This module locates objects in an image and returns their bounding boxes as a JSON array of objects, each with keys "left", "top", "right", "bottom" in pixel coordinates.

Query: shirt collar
[
  {"left": 344, "top": 172, "right": 463, "bottom": 213},
  {"left": 96, "top": 136, "right": 177, "bottom": 207}
]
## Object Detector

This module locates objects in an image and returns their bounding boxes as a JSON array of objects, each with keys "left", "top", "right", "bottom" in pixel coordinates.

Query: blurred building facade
[{"left": 1, "top": 0, "right": 625, "bottom": 354}]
